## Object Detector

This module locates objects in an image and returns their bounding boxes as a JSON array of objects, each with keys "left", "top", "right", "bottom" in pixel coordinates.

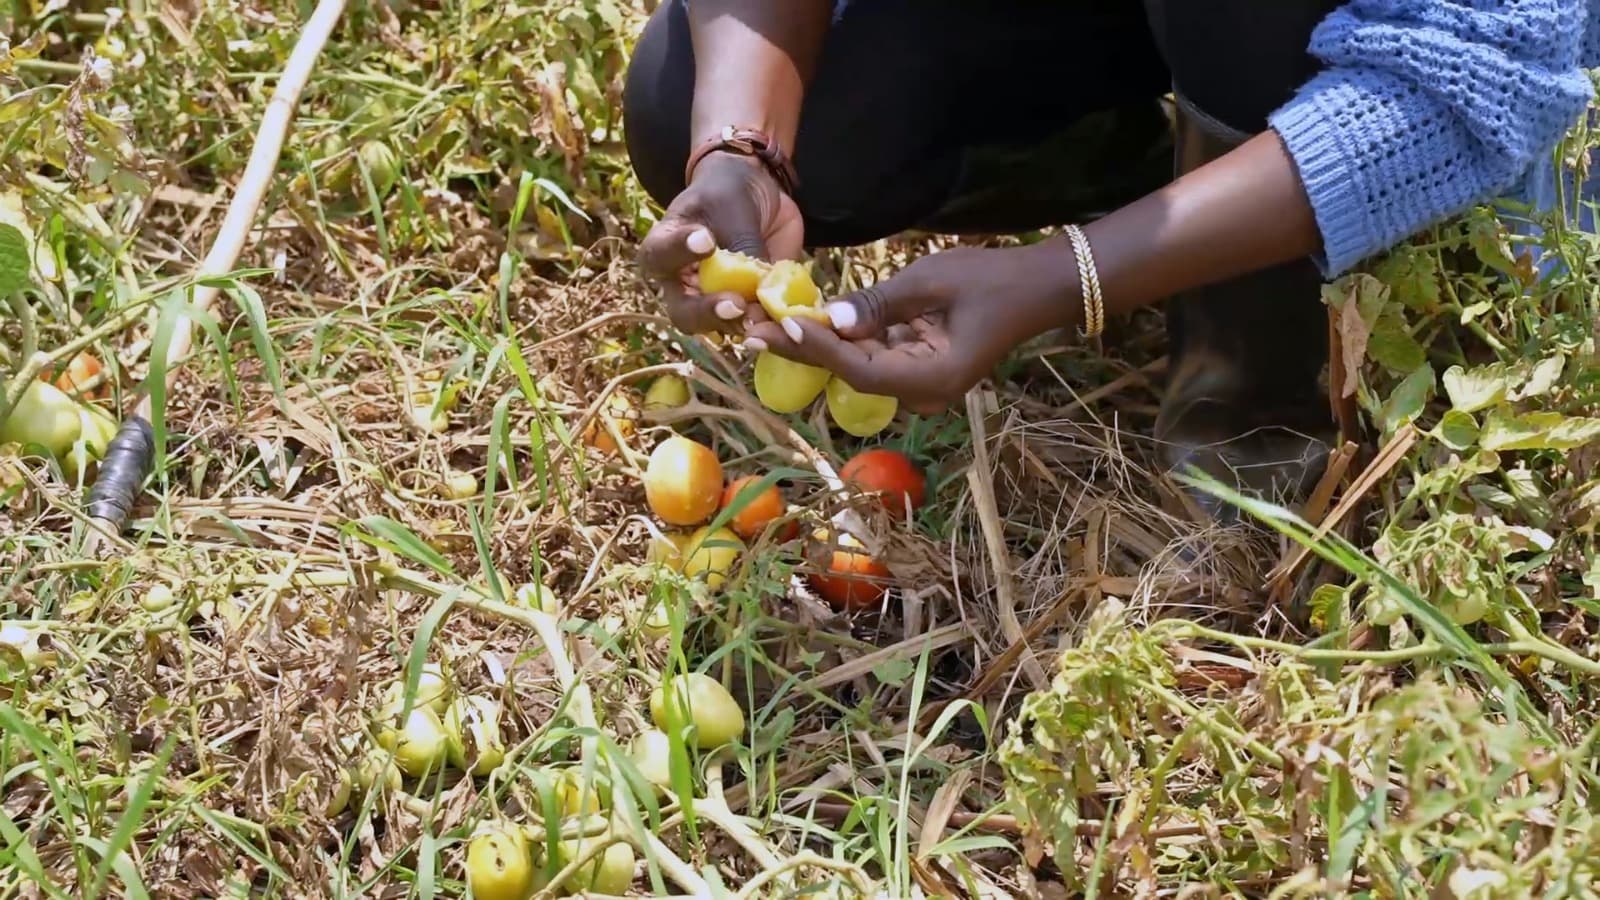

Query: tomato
[
  {"left": 825, "top": 377, "right": 898, "bottom": 438},
  {"left": 45, "top": 351, "right": 105, "bottom": 398},
  {"left": 840, "top": 449, "right": 926, "bottom": 520},
  {"left": 557, "top": 828, "right": 636, "bottom": 895},
  {"left": 644, "top": 374, "right": 691, "bottom": 410},
  {"left": 754, "top": 260, "right": 830, "bottom": 323},
  {"left": 647, "top": 532, "right": 692, "bottom": 572},
  {"left": 627, "top": 728, "right": 675, "bottom": 795},
  {"left": 513, "top": 582, "right": 559, "bottom": 614},
  {"left": 379, "top": 663, "right": 451, "bottom": 717},
  {"left": 697, "top": 248, "right": 769, "bottom": 300},
  {"left": 582, "top": 391, "right": 638, "bottom": 455},
  {"left": 383, "top": 706, "right": 450, "bottom": 777},
  {"left": 679, "top": 526, "right": 744, "bottom": 589},
  {"left": 465, "top": 823, "right": 535, "bottom": 900},
  {"left": 554, "top": 766, "right": 604, "bottom": 817},
  {"left": 353, "top": 750, "right": 402, "bottom": 798},
  {"left": 643, "top": 436, "right": 724, "bottom": 526},
  {"left": 0, "top": 381, "right": 83, "bottom": 458},
  {"left": 720, "top": 475, "right": 795, "bottom": 541},
  {"left": 808, "top": 532, "right": 892, "bottom": 610},
  {"left": 440, "top": 468, "right": 479, "bottom": 499},
  {"left": 649, "top": 672, "right": 745, "bottom": 750},
  {"left": 753, "top": 351, "right": 830, "bottom": 414},
  {"left": 443, "top": 695, "right": 506, "bottom": 776}
]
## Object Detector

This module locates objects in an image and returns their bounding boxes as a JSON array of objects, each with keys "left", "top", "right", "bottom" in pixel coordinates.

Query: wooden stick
[{"left": 84, "top": 0, "right": 347, "bottom": 547}]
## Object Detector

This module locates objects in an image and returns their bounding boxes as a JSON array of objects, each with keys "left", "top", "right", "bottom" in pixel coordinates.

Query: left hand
[{"left": 744, "top": 243, "right": 1080, "bottom": 414}]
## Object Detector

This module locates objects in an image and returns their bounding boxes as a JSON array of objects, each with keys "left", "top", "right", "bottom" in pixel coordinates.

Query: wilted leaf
[
  {"left": 1380, "top": 363, "right": 1435, "bottom": 434},
  {"left": 1434, "top": 410, "right": 1479, "bottom": 451},
  {"left": 1479, "top": 411, "right": 1600, "bottom": 451},
  {"left": 1508, "top": 355, "right": 1565, "bottom": 401},
  {"left": 1468, "top": 216, "right": 1519, "bottom": 277},
  {"left": 1443, "top": 364, "right": 1515, "bottom": 413},
  {"left": 1325, "top": 274, "right": 1390, "bottom": 397}
]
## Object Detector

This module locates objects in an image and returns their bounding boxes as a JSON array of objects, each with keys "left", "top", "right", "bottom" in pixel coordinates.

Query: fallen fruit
[
  {"left": 1443, "top": 590, "right": 1490, "bottom": 626},
  {"left": 720, "top": 475, "right": 793, "bottom": 541},
  {"left": 644, "top": 374, "right": 691, "bottom": 410},
  {"left": 647, "top": 532, "right": 692, "bottom": 572},
  {"left": 582, "top": 391, "right": 637, "bottom": 455},
  {"left": 380, "top": 662, "right": 451, "bottom": 717},
  {"left": 324, "top": 768, "right": 353, "bottom": 817},
  {"left": 0, "top": 621, "right": 53, "bottom": 669},
  {"left": 385, "top": 706, "right": 450, "bottom": 777},
  {"left": 753, "top": 351, "right": 831, "bottom": 414},
  {"left": 627, "top": 728, "right": 675, "bottom": 795},
  {"left": 354, "top": 750, "right": 403, "bottom": 798},
  {"left": 466, "top": 822, "right": 535, "bottom": 900},
  {"left": 643, "top": 436, "right": 724, "bottom": 526},
  {"left": 410, "top": 404, "right": 449, "bottom": 434},
  {"left": 809, "top": 532, "right": 892, "bottom": 611},
  {"left": 440, "top": 468, "right": 479, "bottom": 500},
  {"left": 840, "top": 449, "right": 927, "bottom": 520},
  {"left": 650, "top": 672, "right": 745, "bottom": 750},
  {"left": 357, "top": 139, "right": 400, "bottom": 197},
  {"left": 514, "top": 582, "right": 559, "bottom": 614},
  {"left": 0, "top": 381, "right": 83, "bottom": 459},
  {"left": 45, "top": 351, "right": 104, "bottom": 398},
  {"left": 825, "top": 377, "right": 898, "bottom": 437},
  {"left": 755, "top": 259, "right": 830, "bottom": 323},
  {"left": 639, "top": 601, "right": 672, "bottom": 640},
  {"left": 557, "top": 828, "right": 636, "bottom": 896},
  {"left": 680, "top": 526, "right": 744, "bottom": 589},
  {"left": 697, "top": 248, "right": 769, "bottom": 300},
  {"left": 444, "top": 695, "right": 507, "bottom": 776},
  {"left": 141, "top": 583, "right": 177, "bottom": 614},
  {"left": 555, "top": 767, "right": 604, "bottom": 817},
  {"left": 64, "top": 403, "right": 120, "bottom": 479}
]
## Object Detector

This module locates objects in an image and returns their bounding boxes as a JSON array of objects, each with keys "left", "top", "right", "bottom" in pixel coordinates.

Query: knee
[{"left": 623, "top": 0, "right": 694, "bottom": 208}]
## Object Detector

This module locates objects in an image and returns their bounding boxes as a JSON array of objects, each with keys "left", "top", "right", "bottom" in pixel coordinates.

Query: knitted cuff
[{"left": 1268, "top": 79, "right": 1375, "bottom": 278}]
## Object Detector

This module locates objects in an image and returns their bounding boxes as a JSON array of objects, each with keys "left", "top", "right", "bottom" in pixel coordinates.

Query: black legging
[{"left": 624, "top": 0, "right": 1342, "bottom": 249}]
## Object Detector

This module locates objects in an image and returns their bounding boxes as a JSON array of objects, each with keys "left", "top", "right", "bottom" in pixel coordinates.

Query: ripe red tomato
[
  {"left": 807, "top": 532, "right": 891, "bottom": 610},
  {"left": 720, "top": 475, "right": 797, "bottom": 541},
  {"left": 839, "top": 449, "right": 925, "bottom": 520}
]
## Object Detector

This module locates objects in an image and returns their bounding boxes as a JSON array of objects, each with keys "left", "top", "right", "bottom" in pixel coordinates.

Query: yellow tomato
[
  {"left": 443, "top": 695, "right": 507, "bottom": 776},
  {"left": 752, "top": 351, "right": 831, "bottom": 414},
  {"left": 644, "top": 374, "right": 691, "bottom": 410},
  {"left": 465, "top": 823, "right": 535, "bottom": 900},
  {"left": 649, "top": 672, "right": 746, "bottom": 750},
  {"left": 825, "top": 376, "right": 898, "bottom": 437},
  {"left": 697, "top": 248, "right": 770, "bottom": 300},
  {"left": 680, "top": 526, "right": 744, "bottom": 589},
  {"left": 755, "top": 260, "right": 830, "bottom": 323}
]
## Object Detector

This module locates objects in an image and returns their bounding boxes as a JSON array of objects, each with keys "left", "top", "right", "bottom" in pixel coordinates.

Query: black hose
[{"left": 86, "top": 415, "right": 154, "bottom": 527}]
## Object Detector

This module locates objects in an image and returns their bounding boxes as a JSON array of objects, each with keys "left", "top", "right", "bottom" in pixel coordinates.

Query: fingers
[
  {"left": 822, "top": 266, "right": 941, "bottom": 340},
  {"left": 663, "top": 284, "right": 751, "bottom": 335},
  {"left": 746, "top": 316, "right": 921, "bottom": 398},
  {"left": 639, "top": 218, "right": 717, "bottom": 281}
]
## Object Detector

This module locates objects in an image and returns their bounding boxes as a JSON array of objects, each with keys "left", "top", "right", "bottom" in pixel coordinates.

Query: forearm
[
  {"left": 1031, "top": 130, "right": 1320, "bottom": 331},
  {"left": 687, "top": 0, "right": 832, "bottom": 152}
]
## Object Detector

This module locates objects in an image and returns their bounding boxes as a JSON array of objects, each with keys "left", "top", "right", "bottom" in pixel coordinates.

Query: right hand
[{"left": 638, "top": 152, "right": 805, "bottom": 335}]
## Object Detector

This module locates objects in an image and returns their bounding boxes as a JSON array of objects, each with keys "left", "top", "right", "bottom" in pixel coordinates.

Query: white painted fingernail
[
  {"left": 715, "top": 299, "right": 744, "bottom": 319},
  {"left": 826, "top": 302, "right": 857, "bottom": 330},
  {"left": 686, "top": 228, "right": 715, "bottom": 255},
  {"left": 781, "top": 318, "right": 804, "bottom": 344},
  {"left": 744, "top": 337, "right": 768, "bottom": 352}
]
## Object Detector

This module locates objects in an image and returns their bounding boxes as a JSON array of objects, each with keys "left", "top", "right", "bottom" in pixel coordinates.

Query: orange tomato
[
  {"left": 644, "top": 436, "right": 724, "bottom": 526},
  {"left": 720, "top": 476, "right": 797, "bottom": 541},
  {"left": 45, "top": 352, "right": 105, "bottom": 399},
  {"left": 807, "top": 532, "right": 891, "bottom": 611},
  {"left": 839, "top": 449, "right": 926, "bottom": 520}
]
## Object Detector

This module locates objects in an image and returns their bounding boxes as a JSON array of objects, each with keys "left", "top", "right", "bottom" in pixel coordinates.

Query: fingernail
[
  {"left": 715, "top": 299, "right": 744, "bottom": 320},
  {"left": 686, "top": 228, "right": 715, "bottom": 255},
  {"left": 743, "top": 337, "right": 768, "bottom": 352},
  {"left": 825, "top": 301, "right": 857, "bottom": 330},
  {"left": 781, "top": 318, "right": 804, "bottom": 344}
]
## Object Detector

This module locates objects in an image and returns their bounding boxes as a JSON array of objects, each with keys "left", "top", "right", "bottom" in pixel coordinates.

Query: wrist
[{"left": 1013, "top": 238, "right": 1085, "bottom": 339}]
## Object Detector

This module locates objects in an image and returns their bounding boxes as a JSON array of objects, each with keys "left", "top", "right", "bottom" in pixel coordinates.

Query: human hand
[
  {"left": 744, "top": 243, "right": 1080, "bottom": 414},
  {"left": 637, "top": 152, "right": 805, "bottom": 335}
]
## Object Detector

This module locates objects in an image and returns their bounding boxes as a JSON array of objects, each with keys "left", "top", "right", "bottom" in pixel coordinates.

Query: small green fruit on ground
[
  {"left": 557, "top": 828, "right": 636, "bottom": 896},
  {"left": 443, "top": 695, "right": 507, "bottom": 776},
  {"left": 649, "top": 672, "right": 745, "bottom": 750},
  {"left": 387, "top": 707, "right": 450, "bottom": 777},
  {"left": 628, "top": 728, "right": 675, "bottom": 794},
  {"left": 0, "top": 381, "right": 83, "bottom": 458}
]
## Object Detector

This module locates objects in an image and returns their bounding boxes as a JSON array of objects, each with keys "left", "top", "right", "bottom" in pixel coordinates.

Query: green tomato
[
  {"left": 0, "top": 381, "right": 83, "bottom": 458},
  {"left": 649, "top": 673, "right": 745, "bottom": 750},
  {"left": 443, "top": 695, "right": 506, "bottom": 776},
  {"left": 557, "top": 828, "right": 635, "bottom": 896},
  {"left": 627, "top": 728, "right": 675, "bottom": 795}
]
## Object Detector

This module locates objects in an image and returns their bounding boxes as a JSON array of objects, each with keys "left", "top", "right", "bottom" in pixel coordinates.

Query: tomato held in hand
[{"left": 839, "top": 449, "right": 926, "bottom": 520}]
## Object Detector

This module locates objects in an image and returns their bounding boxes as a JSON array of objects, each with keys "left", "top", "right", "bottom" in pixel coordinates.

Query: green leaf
[
  {"left": 346, "top": 515, "right": 456, "bottom": 577},
  {"left": 1374, "top": 246, "right": 1441, "bottom": 310},
  {"left": 1434, "top": 410, "right": 1480, "bottom": 451},
  {"left": 1442, "top": 364, "right": 1514, "bottom": 413},
  {"left": 0, "top": 223, "right": 30, "bottom": 296},
  {"left": 1379, "top": 363, "right": 1435, "bottom": 434},
  {"left": 1468, "top": 216, "right": 1519, "bottom": 276},
  {"left": 1480, "top": 412, "right": 1600, "bottom": 451},
  {"left": 1366, "top": 311, "right": 1427, "bottom": 373}
]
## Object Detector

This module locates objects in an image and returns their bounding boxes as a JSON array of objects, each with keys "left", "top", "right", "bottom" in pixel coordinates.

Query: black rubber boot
[{"left": 1153, "top": 95, "right": 1336, "bottom": 521}]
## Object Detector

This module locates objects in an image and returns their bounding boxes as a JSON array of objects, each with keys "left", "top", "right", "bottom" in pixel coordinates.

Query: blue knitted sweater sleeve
[{"left": 1268, "top": 0, "right": 1597, "bottom": 277}]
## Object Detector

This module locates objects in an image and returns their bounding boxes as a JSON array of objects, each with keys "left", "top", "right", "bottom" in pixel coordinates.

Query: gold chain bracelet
[{"left": 1063, "top": 224, "right": 1104, "bottom": 339}]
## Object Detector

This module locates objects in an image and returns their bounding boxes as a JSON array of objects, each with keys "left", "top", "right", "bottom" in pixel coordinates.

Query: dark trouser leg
[
  {"left": 624, "top": 0, "right": 1173, "bottom": 248},
  {"left": 1143, "top": 0, "right": 1343, "bottom": 520}
]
